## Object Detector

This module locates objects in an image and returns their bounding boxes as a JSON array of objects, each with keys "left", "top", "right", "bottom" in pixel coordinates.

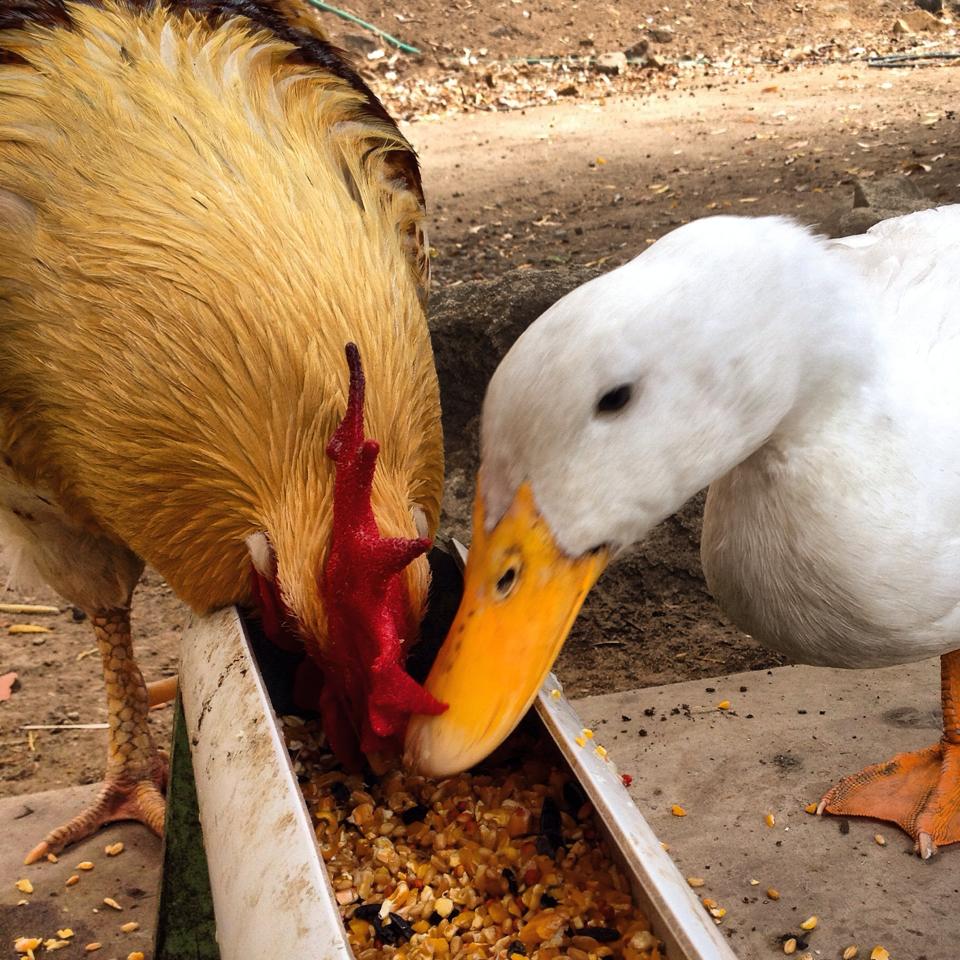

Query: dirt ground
[{"left": 2, "top": 0, "right": 960, "bottom": 798}]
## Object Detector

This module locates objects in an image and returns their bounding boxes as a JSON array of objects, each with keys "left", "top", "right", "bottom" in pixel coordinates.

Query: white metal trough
[{"left": 179, "top": 605, "right": 738, "bottom": 960}]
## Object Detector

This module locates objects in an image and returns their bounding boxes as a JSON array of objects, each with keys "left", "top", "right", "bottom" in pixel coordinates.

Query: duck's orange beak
[{"left": 404, "top": 483, "right": 607, "bottom": 776}]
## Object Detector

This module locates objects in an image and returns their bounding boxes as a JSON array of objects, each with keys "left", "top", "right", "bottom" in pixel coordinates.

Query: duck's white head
[{"left": 406, "top": 215, "right": 869, "bottom": 775}]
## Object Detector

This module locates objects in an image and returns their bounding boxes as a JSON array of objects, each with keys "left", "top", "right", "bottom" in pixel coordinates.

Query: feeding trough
[{"left": 175, "top": 547, "right": 737, "bottom": 960}]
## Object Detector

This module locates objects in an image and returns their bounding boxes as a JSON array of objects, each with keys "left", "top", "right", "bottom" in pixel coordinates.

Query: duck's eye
[
  {"left": 494, "top": 564, "right": 520, "bottom": 600},
  {"left": 596, "top": 383, "right": 633, "bottom": 415}
]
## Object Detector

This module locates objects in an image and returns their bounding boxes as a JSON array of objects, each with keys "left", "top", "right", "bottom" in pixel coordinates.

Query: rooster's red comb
[{"left": 318, "top": 343, "right": 447, "bottom": 767}]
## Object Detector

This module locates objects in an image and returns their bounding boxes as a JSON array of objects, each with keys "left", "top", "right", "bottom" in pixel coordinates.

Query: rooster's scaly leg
[{"left": 24, "top": 608, "right": 166, "bottom": 865}]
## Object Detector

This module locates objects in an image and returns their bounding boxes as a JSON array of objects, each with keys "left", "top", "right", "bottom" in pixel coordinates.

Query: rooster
[{"left": 0, "top": 0, "right": 445, "bottom": 863}]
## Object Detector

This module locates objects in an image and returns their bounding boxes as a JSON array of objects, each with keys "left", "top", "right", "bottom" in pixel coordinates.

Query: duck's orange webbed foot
[
  {"left": 818, "top": 648, "right": 960, "bottom": 859},
  {"left": 24, "top": 758, "right": 167, "bottom": 865},
  {"left": 817, "top": 740, "right": 960, "bottom": 859}
]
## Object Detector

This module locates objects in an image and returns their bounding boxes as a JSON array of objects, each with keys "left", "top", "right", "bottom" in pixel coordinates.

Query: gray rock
[
  {"left": 594, "top": 51, "right": 628, "bottom": 75},
  {"left": 624, "top": 39, "right": 650, "bottom": 60},
  {"left": 647, "top": 26, "right": 675, "bottom": 43},
  {"left": 835, "top": 175, "right": 935, "bottom": 236}
]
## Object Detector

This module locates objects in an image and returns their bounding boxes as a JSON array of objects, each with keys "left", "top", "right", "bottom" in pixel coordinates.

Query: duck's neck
[
  {"left": 698, "top": 250, "right": 874, "bottom": 486},
  {"left": 627, "top": 237, "right": 875, "bottom": 547}
]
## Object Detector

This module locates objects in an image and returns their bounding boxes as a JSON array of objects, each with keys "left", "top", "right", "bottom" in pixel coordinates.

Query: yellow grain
[
  {"left": 804, "top": 803, "right": 818, "bottom": 814},
  {"left": 766, "top": 888, "right": 780, "bottom": 900},
  {"left": 77, "top": 861, "right": 94, "bottom": 871},
  {"left": 120, "top": 922, "right": 140, "bottom": 933},
  {"left": 764, "top": 812, "right": 776, "bottom": 827},
  {"left": 671, "top": 804, "right": 687, "bottom": 817},
  {"left": 686, "top": 877, "right": 705, "bottom": 887},
  {"left": 783, "top": 938, "right": 797, "bottom": 955},
  {"left": 65, "top": 875, "right": 80, "bottom": 887},
  {"left": 799, "top": 915, "right": 817, "bottom": 930},
  {"left": 15, "top": 879, "right": 33, "bottom": 894},
  {"left": 84, "top": 944, "right": 102, "bottom": 953},
  {"left": 870, "top": 949, "right": 889, "bottom": 960},
  {"left": 103, "top": 897, "right": 122, "bottom": 910},
  {"left": 717, "top": 700, "right": 731, "bottom": 710},
  {"left": 843, "top": 948, "right": 858, "bottom": 960}
]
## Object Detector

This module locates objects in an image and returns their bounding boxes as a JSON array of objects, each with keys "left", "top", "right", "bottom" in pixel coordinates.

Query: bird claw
[{"left": 918, "top": 831, "right": 938, "bottom": 860}]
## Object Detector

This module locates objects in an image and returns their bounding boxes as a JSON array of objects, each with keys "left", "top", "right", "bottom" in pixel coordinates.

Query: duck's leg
[
  {"left": 24, "top": 608, "right": 167, "bottom": 864},
  {"left": 818, "top": 649, "right": 960, "bottom": 859}
]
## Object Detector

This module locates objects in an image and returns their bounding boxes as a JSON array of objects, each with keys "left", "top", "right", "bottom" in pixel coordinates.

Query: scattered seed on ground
[
  {"left": 15, "top": 879, "right": 33, "bottom": 894},
  {"left": 870, "top": 949, "right": 889, "bottom": 960},
  {"left": 783, "top": 938, "right": 797, "bottom": 955},
  {"left": 799, "top": 916, "right": 817, "bottom": 930},
  {"left": 671, "top": 804, "right": 687, "bottom": 816},
  {"left": 103, "top": 897, "right": 122, "bottom": 911},
  {"left": 65, "top": 875, "right": 79, "bottom": 887},
  {"left": 874, "top": 834, "right": 886, "bottom": 846},
  {"left": 766, "top": 888, "right": 780, "bottom": 900},
  {"left": 84, "top": 943, "right": 101, "bottom": 953},
  {"left": 687, "top": 877, "right": 705, "bottom": 887},
  {"left": 764, "top": 813, "right": 776, "bottom": 827},
  {"left": 120, "top": 921, "right": 139, "bottom": 933},
  {"left": 804, "top": 803, "right": 818, "bottom": 814},
  {"left": 105, "top": 842, "right": 124, "bottom": 856},
  {"left": 76, "top": 861, "right": 94, "bottom": 871},
  {"left": 843, "top": 948, "right": 858, "bottom": 960}
]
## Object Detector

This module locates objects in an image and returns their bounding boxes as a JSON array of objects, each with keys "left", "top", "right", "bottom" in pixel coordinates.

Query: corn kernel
[
  {"left": 843, "top": 948, "right": 858, "bottom": 959},
  {"left": 14, "top": 938, "right": 42, "bottom": 954},
  {"left": 120, "top": 922, "right": 139, "bottom": 933},
  {"left": 764, "top": 813, "right": 776, "bottom": 827},
  {"left": 870, "top": 949, "right": 889, "bottom": 960},
  {"left": 103, "top": 897, "right": 122, "bottom": 911},
  {"left": 671, "top": 804, "right": 686, "bottom": 817},
  {"left": 65, "top": 875, "right": 80, "bottom": 887},
  {"left": 77, "top": 861, "right": 94, "bottom": 871},
  {"left": 575, "top": 736, "right": 586, "bottom": 747},
  {"left": 128, "top": 953, "right": 146, "bottom": 960},
  {"left": 766, "top": 888, "right": 780, "bottom": 900},
  {"left": 57, "top": 930, "right": 74, "bottom": 939},
  {"left": 783, "top": 938, "right": 797, "bottom": 955},
  {"left": 686, "top": 877, "right": 705, "bottom": 887},
  {"left": 84, "top": 943, "right": 102, "bottom": 953},
  {"left": 709, "top": 907, "right": 726, "bottom": 919},
  {"left": 799, "top": 915, "right": 817, "bottom": 930},
  {"left": 804, "top": 803, "right": 818, "bottom": 814},
  {"left": 874, "top": 834, "right": 886, "bottom": 846},
  {"left": 549, "top": 688, "right": 561, "bottom": 699},
  {"left": 15, "top": 879, "right": 33, "bottom": 894},
  {"left": 717, "top": 700, "right": 730, "bottom": 710},
  {"left": 594, "top": 745, "right": 607, "bottom": 759}
]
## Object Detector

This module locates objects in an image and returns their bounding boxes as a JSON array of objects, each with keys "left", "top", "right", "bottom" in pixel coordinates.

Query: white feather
[{"left": 480, "top": 207, "right": 960, "bottom": 669}]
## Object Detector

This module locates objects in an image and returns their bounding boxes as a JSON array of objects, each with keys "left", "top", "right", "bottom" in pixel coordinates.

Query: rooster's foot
[{"left": 24, "top": 756, "right": 167, "bottom": 865}]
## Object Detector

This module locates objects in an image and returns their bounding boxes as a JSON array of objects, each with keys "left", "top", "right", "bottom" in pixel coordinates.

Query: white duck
[{"left": 406, "top": 207, "right": 960, "bottom": 858}]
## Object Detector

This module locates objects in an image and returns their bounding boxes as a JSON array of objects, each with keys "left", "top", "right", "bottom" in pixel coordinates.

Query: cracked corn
[{"left": 285, "top": 717, "right": 663, "bottom": 960}]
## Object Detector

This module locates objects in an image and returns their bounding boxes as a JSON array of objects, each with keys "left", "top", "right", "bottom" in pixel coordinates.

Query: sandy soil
[{"left": 2, "top": 0, "right": 959, "bottom": 797}]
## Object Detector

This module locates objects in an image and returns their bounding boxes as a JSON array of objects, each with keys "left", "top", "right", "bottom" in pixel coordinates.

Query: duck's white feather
[{"left": 482, "top": 207, "right": 960, "bottom": 669}]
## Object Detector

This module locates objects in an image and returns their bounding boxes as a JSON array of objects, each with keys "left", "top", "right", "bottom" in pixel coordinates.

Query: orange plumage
[{"left": 0, "top": 0, "right": 443, "bottom": 860}]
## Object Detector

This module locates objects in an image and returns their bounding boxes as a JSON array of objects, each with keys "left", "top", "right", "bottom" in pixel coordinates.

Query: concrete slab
[
  {"left": 574, "top": 658, "right": 948, "bottom": 960},
  {"left": 0, "top": 785, "right": 160, "bottom": 958}
]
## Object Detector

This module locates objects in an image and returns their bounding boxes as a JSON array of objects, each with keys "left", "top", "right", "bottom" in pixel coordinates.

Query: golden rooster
[{"left": 0, "top": 0, "right": 444, "bottom": 862}]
